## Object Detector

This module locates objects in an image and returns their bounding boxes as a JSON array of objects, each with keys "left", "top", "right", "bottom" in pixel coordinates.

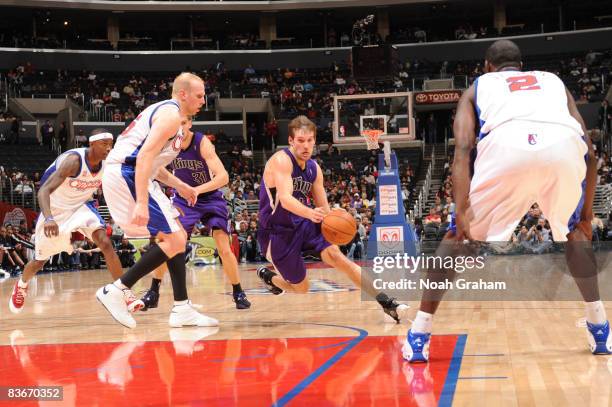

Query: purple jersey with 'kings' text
[
  {"left": 170, "top": 132, "right": 230, "bottom": 235},
  {"left": 171, "top": 132, "right": 224, "bottom": 202},
  {"left": 258, "top": 148, "right": 318, "bottom": 232}
]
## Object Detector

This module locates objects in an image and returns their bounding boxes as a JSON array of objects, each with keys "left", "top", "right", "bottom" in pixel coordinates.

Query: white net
[{"left": 362, "top": 129, "right": 383, "bottom": 150}]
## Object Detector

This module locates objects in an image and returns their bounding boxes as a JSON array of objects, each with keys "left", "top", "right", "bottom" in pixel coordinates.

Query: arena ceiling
[{"left": 0, "top": 0, "right": 455, "bottom": 12}]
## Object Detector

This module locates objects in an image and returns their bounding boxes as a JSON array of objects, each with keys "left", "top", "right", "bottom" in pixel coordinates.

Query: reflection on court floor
[{"left": 3, "top": 329, "right": 463, "bottom": 406}]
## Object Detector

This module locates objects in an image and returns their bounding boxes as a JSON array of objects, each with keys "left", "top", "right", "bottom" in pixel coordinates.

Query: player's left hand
[
  {"left": 132, "top": 202, "right": 149, "bottom": 227},
  {"left": 177, "top": 183, "right": 197, "bottom": 206},
  {"left": 310, "top": 207, "right": 326, "bottom": 223},
  {"left": 44, "top": 220, "right": 59, "bottom": 238}
]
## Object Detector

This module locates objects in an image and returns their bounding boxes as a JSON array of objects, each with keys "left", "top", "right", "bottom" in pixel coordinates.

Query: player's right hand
[
  {"left": 44, "top": 220, "right": 59, "bottom": 238},
  {"left": 454, "top": 216, "right": 473, "bottom": 242},
  {"left": 574, "top": 219, "right": 593, "bottom": 241},
  {"left": 310, "top": 207, "right": 326, "bottom": 223},
  {"left": 132, "top": 203, "right": 149, "bottom": 227}
]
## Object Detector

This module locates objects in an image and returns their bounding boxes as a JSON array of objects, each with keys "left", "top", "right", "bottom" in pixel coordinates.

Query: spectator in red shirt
[{"left": 424, "top": 208, "right": 441, "bottom": 225}]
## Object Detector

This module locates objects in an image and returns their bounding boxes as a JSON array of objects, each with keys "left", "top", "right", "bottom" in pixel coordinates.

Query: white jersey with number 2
[
  {"left": 466, "top": 69, "right": 587, "bottom": 243},
  {"left": 474, "top": 70, "right": 583, "bottom": 140}
]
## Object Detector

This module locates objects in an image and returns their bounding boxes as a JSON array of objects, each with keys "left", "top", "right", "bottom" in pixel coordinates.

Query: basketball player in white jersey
[
  {"left": 404, "top": 40, "right": 610, "bottom": 362},
  {"left": 96, "top": 72, "right": 218, "bottom": 329},
  {"left": 137, "top": 116, "right": 251, "bottom": 311},
  {"left": 8, "top": 130, "right": 139, "bottom": 314}
]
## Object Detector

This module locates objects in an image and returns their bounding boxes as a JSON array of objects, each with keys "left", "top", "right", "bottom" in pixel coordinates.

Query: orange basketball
[{"left": 322, "top": 209, "right": 357, "bottom": 246}]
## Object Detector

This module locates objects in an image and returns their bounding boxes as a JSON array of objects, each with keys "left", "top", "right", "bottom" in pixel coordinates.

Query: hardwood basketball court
[{"left": 1, "top": 261, "right": 610, "bottom": 406}]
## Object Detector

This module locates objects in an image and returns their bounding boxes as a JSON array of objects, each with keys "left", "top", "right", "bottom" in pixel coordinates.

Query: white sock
[
  {"left": 174, "top": 300, "right": 188, "bottom": 307},
  {"left": 113, "top": 279, "right": 128, "bottom": 290},
  {"left": 18, "top": 278, "right": 28, "bottom": 288},
  {"left": 585, "top": 300, "right": 607, "bottom": 325},
  {"left": 412, "top": 310, "right": 433, "bottom": 333}
]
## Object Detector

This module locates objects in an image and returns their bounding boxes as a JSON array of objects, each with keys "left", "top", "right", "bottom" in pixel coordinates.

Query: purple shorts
[
  {"left": 173, "top": 196, "right": 230, "bottom": 236},
  {"left": 258, "top": 219, "right": 331, "bottom": 284}
]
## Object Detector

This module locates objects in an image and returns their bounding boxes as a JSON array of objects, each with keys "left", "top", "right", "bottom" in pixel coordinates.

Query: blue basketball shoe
[
  {"left": 139, "top": 289, "right": 159, "bottom": 312},
  {"left": 233, "top": 291, "right": 251, "bottom": 309},
  {"left": 587, "top": 320, "right": 612, "bottom": 355},
  {"left": 402, "top": 329, "right": 431, "bottom": 363}
]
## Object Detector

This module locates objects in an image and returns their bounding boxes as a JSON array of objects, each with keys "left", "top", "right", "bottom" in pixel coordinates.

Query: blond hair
[
  {"left": 171, "top": 72, "right": 204, "bottom": 97},
  {"left": 288, "top": 115, "right": 316, "bottom": 139}
]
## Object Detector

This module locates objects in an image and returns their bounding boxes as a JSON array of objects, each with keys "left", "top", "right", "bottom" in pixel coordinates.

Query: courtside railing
[
  {"left": 0, "top": 178, "right": 38, "bottom": 211},
  {"left": 412, "top": 148, "right": 435, "bottom": 221}
]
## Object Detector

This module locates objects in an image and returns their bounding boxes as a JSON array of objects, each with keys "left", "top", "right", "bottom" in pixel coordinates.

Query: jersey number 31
[{"left": 506, "top": 75, "right": 541, "bottom": 92}]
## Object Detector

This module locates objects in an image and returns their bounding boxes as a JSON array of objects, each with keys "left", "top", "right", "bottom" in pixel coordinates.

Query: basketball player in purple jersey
[
  {"left": 257, "top": 115, "right": 409, "bottom": 322},
  {"left": 138, "top": 117, "right": 251, "bottom": 310}
]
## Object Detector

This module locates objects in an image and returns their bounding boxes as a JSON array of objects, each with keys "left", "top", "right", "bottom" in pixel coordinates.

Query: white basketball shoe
[
  {"left": 96, "top": 284, "right": 137, "bottom": 329},
  {"left": 169, "top": 301, "right": 219, "bottom": 328}
]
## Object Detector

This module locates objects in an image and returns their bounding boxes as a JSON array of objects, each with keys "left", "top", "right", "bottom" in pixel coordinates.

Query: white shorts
[
  {"left": 35, "top": 203, "right": 105, "bottom": 261},
  {"left": 102, "top": 163, "right": 181, "bottom": 238},
  {"left": 467, "top": 122, "right": 587, "bottom": 242}
]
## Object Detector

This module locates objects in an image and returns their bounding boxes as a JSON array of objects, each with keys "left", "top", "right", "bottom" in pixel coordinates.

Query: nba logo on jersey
[{"left": 528, "top": 133, "right": 537, "bottom": 145}]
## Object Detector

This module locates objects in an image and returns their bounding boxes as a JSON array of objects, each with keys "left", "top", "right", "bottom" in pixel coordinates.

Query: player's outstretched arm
[
  {"left": 37, "top": 153, "right": 81, "bottom": 237},
  {"left": 273, "top": 154, "right": 324, "bottom": 223},
  {"left": 310, "top": 163, "right": 330, "bottom": 214},
  {"left": 566, "top": 87, "right": 596, "bottom": 222},
  {"left": 452, "top": 85, "right": 477, "bottom": 240},
  {"left": 155, "top": 167, "right": 197, "bottom": 206},
  {"left": 195, "top": 136, "right": 229, "bottom": 195},
  {"left": 155, "top": 167, "right": 185, "bottom": 189}
]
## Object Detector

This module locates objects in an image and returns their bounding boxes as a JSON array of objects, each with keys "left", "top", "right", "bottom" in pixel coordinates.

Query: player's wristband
[{"left": 44, "top": 216, "right": 55, "bottom": 223}]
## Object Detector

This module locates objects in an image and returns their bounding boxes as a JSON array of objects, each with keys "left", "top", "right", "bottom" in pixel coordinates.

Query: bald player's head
[
  {"left": 171, "top": 72, "right": 204, "bottom": 97},
  {"left": 484, "top": 40, "right": 522, "bottom": 72},
  {"left": 172, "top": 72, "right": 206, "bottom": 116}
]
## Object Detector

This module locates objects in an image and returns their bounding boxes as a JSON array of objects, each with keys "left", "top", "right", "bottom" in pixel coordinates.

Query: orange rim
[{"left": 361, "top": 129, "right": 383, "bottom": 149}]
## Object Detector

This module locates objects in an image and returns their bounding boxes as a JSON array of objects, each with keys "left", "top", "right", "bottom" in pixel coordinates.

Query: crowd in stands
[
  {"left": 0, "top": 142, "right": 610, "bottom": 278},
  {"left": 0, "top": 48, "right": 611, "bottom": 274},
  {"left": 4, "top": 49, "right": 610, "bottom": 133},
  {"left": 0, "top": 130, "right": 419, "bottom": 274},
  {"left": 5, "top": 124, "right": 612, "bottom": 277},
  {"left": 0, "top": 166, "right": 40, "bottom": 204}
]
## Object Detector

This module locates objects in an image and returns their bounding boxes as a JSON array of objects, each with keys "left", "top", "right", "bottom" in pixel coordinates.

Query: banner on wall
[
  {"left": 130, "top": 236, "right": 218, "bottom": 264},
  {"left": 414, "top": 90, "right": 462, "bottom": 105},
  {"left": 0, "top": 202, "right": 38, "bottom": 229}
]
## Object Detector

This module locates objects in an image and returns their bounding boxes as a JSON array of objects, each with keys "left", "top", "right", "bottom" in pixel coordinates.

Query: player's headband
[{"left": 89, "top": 132, "right": 114, "bottom": 143}]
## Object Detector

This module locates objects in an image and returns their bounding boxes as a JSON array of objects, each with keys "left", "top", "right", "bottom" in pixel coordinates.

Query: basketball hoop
[{"left": 361, "top": 129, "right": 383, "bottom": 150}]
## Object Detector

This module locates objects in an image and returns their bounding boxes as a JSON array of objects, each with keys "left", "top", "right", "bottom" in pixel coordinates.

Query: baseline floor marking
[
  {"left": 273, "top": 323, "right": 368, "bottom": 407},
  {"left": 438, "top": 334, "right": 467, "bottom": 407}
]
